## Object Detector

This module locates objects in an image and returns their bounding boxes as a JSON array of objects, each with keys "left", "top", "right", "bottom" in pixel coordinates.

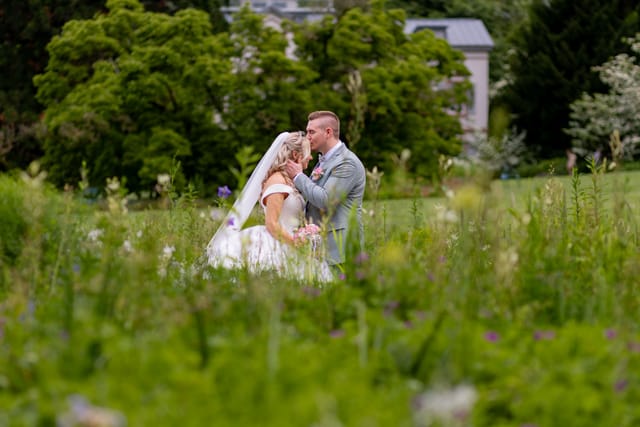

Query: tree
[
  {"left": 34, "top": 0, "right": 234, "bottom": 192},
  {"left": 0, "top": 0, "right": 227, "bottom": 173},
  {"left": 294, "top": 4, "right": 470, "bottom": 177},
  {"left": 501, "top": 0, "right": 640, "bottom": 158},
  {"left": 565, "top": 35, "right": 640, "bottom": 160}
]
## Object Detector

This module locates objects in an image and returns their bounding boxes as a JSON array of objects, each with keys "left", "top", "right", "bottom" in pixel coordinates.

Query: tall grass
[{"left": 1, "top": 167, "right": 639, "bottom": 426}]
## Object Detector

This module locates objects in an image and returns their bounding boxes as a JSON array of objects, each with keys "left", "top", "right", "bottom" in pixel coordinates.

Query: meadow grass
[{"left": 1, "top": 168, "right": 639, "bottom": 426}]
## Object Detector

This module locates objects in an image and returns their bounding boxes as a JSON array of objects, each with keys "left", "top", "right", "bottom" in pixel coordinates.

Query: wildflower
[
  {"left": 383, "top": 301, "right": 399, "bottom": 317},
  {"left": 484, "top": 331, "right": 500, "bottom": 342},
  {"left": 157, "top": 173, "right": 171, "bottom": 186},
  {"left": 87, "top": 229, "right": 104, "bottom": 242},
  {"left": 106, "top": 177, "right": 120, "bottom": 193},
  {"left": 627, "top": 342, "right": 640, "bottom": 353},
  {"left": 227, "top": 218, "right": 235, "bottom": 227},
  {"left": 122, "top": 240, "right": 132, "bottom": 252},
  {"left": 533, "top": 330, "right": 556, "bottom": 341},
  {"left": 302, "top": 286, "right": 321, "bottom": 297},
  {"left": 57, "top": 395, "right": 126, "bottom": 427},
  {"left": 605, "top": 329, "right": 617, "bottom": 340},
  {"left": 329, "top": 329, "right": 345, "bottom": 338},
  {"left": 162, "top": 245, "right": 175, "bottom": 260},
  {"left": 217, "top": 185, "right": 232, "bottom": 199},
  {"left": 614, "top": 379, "right": 628, "bottom": 393},
  {"left": 355, "top": 251, "right": 369, "bottom": 264},
  {"left": 413, "top": 384, "right": 477, "bottom": 427}
]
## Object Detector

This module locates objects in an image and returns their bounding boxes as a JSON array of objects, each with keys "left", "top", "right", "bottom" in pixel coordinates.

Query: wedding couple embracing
[{"left": 206, "top": 111, "right": 366, "bottom": 282}]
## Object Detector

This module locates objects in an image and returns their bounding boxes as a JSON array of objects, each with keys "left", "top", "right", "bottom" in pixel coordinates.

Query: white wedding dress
[{"left": 207, "top": 183, "right": 333, "bottom": 282}]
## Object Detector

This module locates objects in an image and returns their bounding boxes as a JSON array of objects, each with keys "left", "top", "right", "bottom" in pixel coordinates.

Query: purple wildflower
[
  {"left": 383, "top": 301, "right": 400, "bottom": 317},
  {"left": 605, "top": 329, "right": 617, "bottom": 340},
  {"left": 329, "top": 329, "right": 345, "bottom": 338},
  {"left": 533, "top": 330, "right": 556, "bottom": 341},
  {"left": 404, "top": 320, "right": 413, "bottom": 329},
  {"left": 614, "top": 379, "right": 628, "bottom": 393},
  {"left": 302, "top": 286, "right": 321, "bottom": 297},
  {"left": 227, "top": 217, "right": 235, "bottom": 227},
  {"left": 339, "top": 273, "right": 346, "bottom": 281},
  {"left": 355, "top": 251, "right": 369, "bottom": 264},
  {"left": 627, "top": 342, "right": 640, "bottom": 353},
  {"left": 484, "top": 331, "right": 500, "bottom": 342},
  {"left": 217, "top": 185, "right": 232, "bottom": 199}
]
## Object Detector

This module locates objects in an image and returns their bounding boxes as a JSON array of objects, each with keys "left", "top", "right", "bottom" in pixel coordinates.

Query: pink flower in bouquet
[{"left": 293, "top": 223, "right": 321, "bottom": 242}]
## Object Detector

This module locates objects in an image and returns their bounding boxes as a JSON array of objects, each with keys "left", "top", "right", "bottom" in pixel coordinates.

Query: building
[
  {"left": 405, "top": 19, "right": 494, "bottom": 135},
  {"left": 222, "top": 3, "right": 494, "bottom": 135}
]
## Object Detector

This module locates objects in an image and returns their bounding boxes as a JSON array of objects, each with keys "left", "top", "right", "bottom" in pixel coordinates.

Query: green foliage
[
  {"left": 294, "top": 5, "right": 470, "bottom": 178},
  {"left": 29, "top": 0, "right": 471, "bottom": 194},
  {"left": 566, "top": 34, "right": 640, "bottom": 160},
  {"left": 1, "top": 169, "right": 640, "bottom": 424},
  {"left": 34, "top": 1, "right": 233, "bottom": 193},
  {"left": 0, "top": 0, "right": 227, "bottom": 172},
  {"left": 502, "top": 0, "right": 640, "bottom": 158}
]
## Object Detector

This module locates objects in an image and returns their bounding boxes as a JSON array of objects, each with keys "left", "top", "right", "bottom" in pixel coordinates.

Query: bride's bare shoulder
[{"left": 263, "top": 172, "right": 288, "bottom": 188}]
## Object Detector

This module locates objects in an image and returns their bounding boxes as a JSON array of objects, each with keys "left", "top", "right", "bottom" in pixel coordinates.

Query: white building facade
[{"left": 405, "top": 19, "right": 494, "bottom": 135}]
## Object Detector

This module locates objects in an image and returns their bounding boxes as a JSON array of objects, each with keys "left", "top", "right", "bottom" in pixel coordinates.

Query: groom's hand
[{"left": 285, "top": 159, "right": 303, "bottom": 179}]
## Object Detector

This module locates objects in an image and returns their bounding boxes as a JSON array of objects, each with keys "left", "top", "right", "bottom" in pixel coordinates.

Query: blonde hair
[
  {"left": 308, "top": 110, "right": 340, "bottom": 138},
  {"left": 263, "top": 131, "right": 309, "bottom": 186}
]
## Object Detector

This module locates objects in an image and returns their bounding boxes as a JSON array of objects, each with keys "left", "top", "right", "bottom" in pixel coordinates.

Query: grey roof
[{"left": 405, "top": 18, "right": 494, "bottom": 52}]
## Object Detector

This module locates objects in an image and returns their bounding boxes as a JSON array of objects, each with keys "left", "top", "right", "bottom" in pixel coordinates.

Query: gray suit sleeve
[{"left": 295, "top": 159, "right": 360, "bottom": 212}]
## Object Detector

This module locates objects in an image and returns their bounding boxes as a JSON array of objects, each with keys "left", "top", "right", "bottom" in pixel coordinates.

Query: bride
[{"left": 206, "top": 131, "right": 334, "bottom": 282}]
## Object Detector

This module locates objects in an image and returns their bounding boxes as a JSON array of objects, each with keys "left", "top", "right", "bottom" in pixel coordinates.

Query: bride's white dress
[{"left": 207, "top": 183, "right": 333, "bottom": 282}]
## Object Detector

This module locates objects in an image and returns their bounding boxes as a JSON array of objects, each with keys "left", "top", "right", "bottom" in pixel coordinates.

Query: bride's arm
[{"left": 263, "top": 174, "right": 295, "bottom": 245}]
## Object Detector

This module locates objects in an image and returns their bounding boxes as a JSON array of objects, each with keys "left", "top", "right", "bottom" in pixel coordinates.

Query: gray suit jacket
[{"left": 294, "top": 143, "right": 366, "bottom": 265}]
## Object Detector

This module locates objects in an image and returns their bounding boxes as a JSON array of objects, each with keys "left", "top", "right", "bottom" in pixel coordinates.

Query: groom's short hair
[{"left": 308, "top": 111, "right": 340, "bottom": 139}]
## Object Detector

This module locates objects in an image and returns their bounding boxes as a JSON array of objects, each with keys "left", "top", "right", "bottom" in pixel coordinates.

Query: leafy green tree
[
  {"left": 34, "top": 0, "right": 233, "bottom": 192},
  {"left": 502, "top": 0, "right": 640, "bottom": 158},
  {"left": 294, "top": 4, "right": 470, "bottom": 177},
  {"left": 0, "top": 0, "right": 227, "bottom": 173}
]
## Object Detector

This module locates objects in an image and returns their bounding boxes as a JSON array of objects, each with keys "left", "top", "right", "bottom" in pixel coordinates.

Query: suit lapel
[{"left": 316, "top": 144, "right": 346, "bottom": 185}]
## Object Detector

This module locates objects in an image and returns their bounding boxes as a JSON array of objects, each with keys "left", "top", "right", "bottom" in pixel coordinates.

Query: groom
[{"left": 285, "top": 111, "right": 366, "bottom": 267}]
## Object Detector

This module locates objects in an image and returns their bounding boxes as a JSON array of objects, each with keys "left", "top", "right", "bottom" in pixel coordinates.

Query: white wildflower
[
  {"left": 57, "top": 394, "right": 126, "bottom": 427},
  {"left": 122, "top": 240, "right": 132, "bottom": 253},
  {"left": 87, "top": 229, "right": 104, "bottom": 242},
  {"left": 210, "top": 208, "right": 225, "bottom": 221},
  {"left": 413, "top": 385, "right": 477, "bottom": 427},
  {"left": 157, "top": 173, "right": 171, "bottom": 186},
  {"left": 162, "top": 245, "right": 175, "bottom": 261}
]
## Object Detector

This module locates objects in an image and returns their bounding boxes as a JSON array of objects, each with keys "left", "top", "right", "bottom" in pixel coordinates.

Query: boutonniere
[{"left": 311, "top": 166, "right": 324, "bottom": 181}]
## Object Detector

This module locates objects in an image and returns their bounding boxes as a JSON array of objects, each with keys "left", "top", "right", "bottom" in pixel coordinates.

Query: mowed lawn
[{"left": 366, "top": 170, "right": 640, "bottom": 233}]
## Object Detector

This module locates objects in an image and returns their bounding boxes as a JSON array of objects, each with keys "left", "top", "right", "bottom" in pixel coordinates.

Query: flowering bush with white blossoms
[{"left": 566, "top": 34, "right": 640, "bottom": 160}]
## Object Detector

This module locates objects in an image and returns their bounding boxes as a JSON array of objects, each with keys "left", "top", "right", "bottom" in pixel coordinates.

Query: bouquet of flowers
[{"left": 293, "top": 223, "right": 322, "bottom": 254}]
